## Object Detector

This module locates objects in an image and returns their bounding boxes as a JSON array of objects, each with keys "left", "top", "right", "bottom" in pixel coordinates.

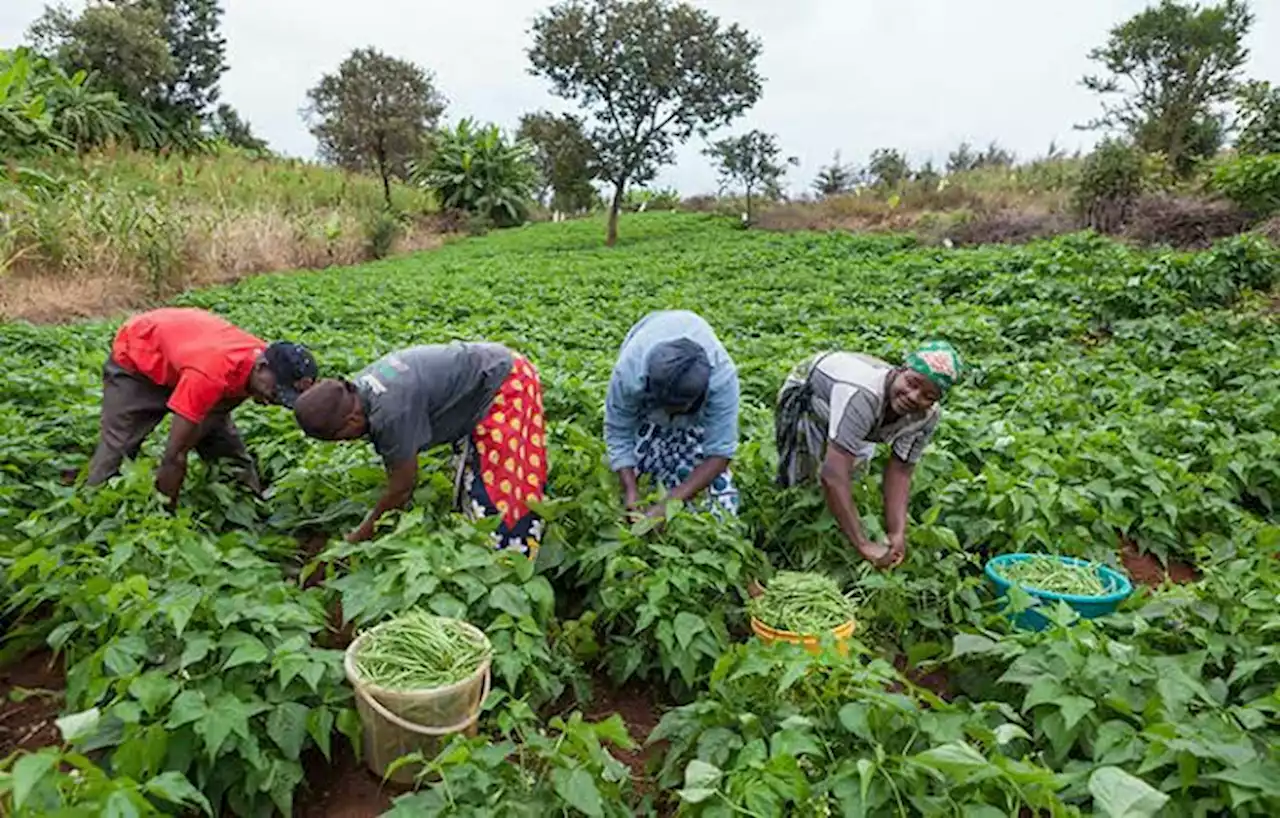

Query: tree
[
  {"left": 867, "top": 148, "right": 910, "bottom": 188},
  {"left": 976, "top": 140, "right": 1015, "bottom": 169},
  {"left": 304, "top": 48, "right": 447, "bottom": 207},
  {"left": 138, "top": 0, "right": 228, "bottom": 116},
  {"left": 29, "top": 0, "right": 226, "bottom": 118},
  {"left": 208, "top": 103, "right": 267, "bottom": 153},
  {"left": 528, "top": 0, "right": 763, "bottom": 246},
  {"left": 517, "top": 111, "right": 598, "bottom": 213},
  {"left": 703, "top": 130, "right": 796, "bottom": 225},
  {"left": 946, "top": 142, "right": 978, "bottom": 174},
  {"left": 1081, "top": 0, "right": 1252, "bottom": 175},
  {"left": 29, "top": 2, "right": 177, "bottom": 107},
  {"left": 812, "top": 151, "right": 856, "bottom": 197},
  {"left": 413, "top": 119, "right": 537, "bottom": 227},
  {"left": 914, "top": 159, "right": 941, "bottom": 189},
  {"left": 1236, "top": 80, "right": 1280, "bottom": 155}
]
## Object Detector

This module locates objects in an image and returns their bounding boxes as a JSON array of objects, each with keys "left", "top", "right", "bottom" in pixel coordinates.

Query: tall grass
[{"left": 0, "top": 147, "right": 440, "bottom": 322}]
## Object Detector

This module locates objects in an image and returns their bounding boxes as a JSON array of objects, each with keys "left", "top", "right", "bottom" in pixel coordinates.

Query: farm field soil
[{"left": 0, "top": 650, "right": 63, "bottom": 757}]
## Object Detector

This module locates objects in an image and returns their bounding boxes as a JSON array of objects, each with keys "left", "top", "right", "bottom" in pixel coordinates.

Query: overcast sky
[{"left": 4, "top": 0, "right": 1279, "bottom": 195}]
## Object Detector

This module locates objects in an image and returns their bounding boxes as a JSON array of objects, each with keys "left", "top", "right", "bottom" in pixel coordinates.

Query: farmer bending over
[
  {"left": 86, "top": 308, "right": 317, "bottom": 506},
  {"left": 774, "top": 341, "right": 962, "bottom": 568},
  {"left": 606, "top": 310, "right": 740, "bottom": 518},
  {"left": 292, "top": 343, "right": 548, "bottom": 554}
]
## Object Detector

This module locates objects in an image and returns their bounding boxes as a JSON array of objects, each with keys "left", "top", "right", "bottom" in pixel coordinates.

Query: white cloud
[{"left": 4, "top": 0, "right": 1279, "bottom": 195}]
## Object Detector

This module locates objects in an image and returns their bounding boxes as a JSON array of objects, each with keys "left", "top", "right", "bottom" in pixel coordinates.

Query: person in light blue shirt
[{"left": 605, "top": 310, "right": 740, "bottom": 517}]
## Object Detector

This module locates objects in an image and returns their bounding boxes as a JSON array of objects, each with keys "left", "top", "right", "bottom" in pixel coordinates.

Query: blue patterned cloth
[{"left": 634, "top": 421, "right": 740, "bottom": 517}]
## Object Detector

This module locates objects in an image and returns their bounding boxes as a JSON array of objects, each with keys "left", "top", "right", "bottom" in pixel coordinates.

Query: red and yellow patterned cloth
[{"left": 458, "top": 355, "right": 548, "bottom": 555}]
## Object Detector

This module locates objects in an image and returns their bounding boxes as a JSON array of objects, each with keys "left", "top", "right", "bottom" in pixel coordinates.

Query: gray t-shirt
[
  {"left": 808, "top": 351, "right": 939, "bottom": 463},
  {"left": 354, "top": 343, "right": 513, "bottom": 467}
]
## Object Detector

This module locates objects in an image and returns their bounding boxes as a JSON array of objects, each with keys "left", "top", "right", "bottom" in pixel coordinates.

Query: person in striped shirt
[{"left": 774, "top": 341, "right": 962, "bottom": 568}]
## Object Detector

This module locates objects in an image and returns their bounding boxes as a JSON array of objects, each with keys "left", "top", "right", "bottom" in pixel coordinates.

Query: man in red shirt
[{"left": 86, "top": 308, "right": 318, "bottom": 506}]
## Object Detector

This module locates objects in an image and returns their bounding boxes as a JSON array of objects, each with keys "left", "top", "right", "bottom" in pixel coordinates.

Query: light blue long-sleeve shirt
[{"left": 604, "top": 310, "right": 740, "bottom": 471}]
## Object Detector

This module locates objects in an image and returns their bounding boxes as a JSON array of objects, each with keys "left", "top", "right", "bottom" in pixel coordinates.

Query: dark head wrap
[{"left": 645, "top": 338, "right": 711, "bottom": 411}]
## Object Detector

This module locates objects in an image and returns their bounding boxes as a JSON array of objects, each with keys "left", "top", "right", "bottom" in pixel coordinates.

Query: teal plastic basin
[{"left": 984, "top": 554, "right": 1133, "bottom": 631}]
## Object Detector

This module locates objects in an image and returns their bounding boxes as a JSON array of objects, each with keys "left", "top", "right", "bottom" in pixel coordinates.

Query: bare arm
[
  {"left": 156, "top": 416, "right": 205, "bottom": 508},
  {"left": 883, "top": 455, "right": 915, "bottom": 566},
  {"left": 617, "top": 467, "right": 640, "bottom": 509},
  {"left": 348, "top": 459, "right": 418, "bottom": 542},
  {"left": 819, "top": 443, "right": 885, "bottom": 564},
  {"left": 668, "top": 456, "right": 730, "bottom": 504}
]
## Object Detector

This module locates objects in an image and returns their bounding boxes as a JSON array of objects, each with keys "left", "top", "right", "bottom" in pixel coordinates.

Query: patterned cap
[
  {"left": 263, "top": 341, "right": 318, "bottom": 408},
  {"left": 905, "top": 340, "right": 963, "bottom": 394}
]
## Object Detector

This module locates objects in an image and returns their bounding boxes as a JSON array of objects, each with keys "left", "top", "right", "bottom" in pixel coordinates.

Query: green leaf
[
  {"left": 12, "top": 751, "right": 56, "bottom": 810},
  {"left": 144, "top": 771, "right": 213, "bottom": 815},
  {"left": 164, "top": 585, "right": 202, "bottom": 637},
  {"left": 912, "top": 742, "right": 990, "bottom": 781},
  {"left": 129, "top": 673, "right": 177, "bottom": 716},
  {"left": 591, "top": 714, "right": 636, "bottom": 750},
  {"left": 1022, "top": 676, "right": 1065, "bottom": 710},
  {"left": 221, "top": 633, "right": 269, "bottom": 670},
  {"left": 1057, "top": 695, "right": 1096, "bottom": 731},
  {"left": 179, "top": 634, "right": 213, "bottom": 669},
  {"left": 103, "top": 789, "right": 142, "bottom": 818},
  {"left": 103, "top": 637, "right": 146, "bottom": 676},
  {"left": 166, "top": 690, "right": 208, "bottom": 729},
  {"left": 55, "top": 708, "right": 101, "bottom": 743},
  {"left": 488, "top": 583, "right": 532, "bottom": 618},
  {"left": 993, "top": 723, "right": 1031, "bottom": 745},
  {"left": 337, "top": 708, "right": 363, "bottom": 761},
  {"left": 552, "top": 767, "right": 604, "bottom": 817},
  {"left": 673, "top": 611, "right": 706, "bottom": 650},
  {"left": 677, "top": 758, "right": 722, "bottom": 803},
  {"left": 1089, "top": 766, "right": 1170, "bottom": 818},
  {"left": 947, "top": 633, "right": 1000, "bottom": 660},
  {"left": 307, "top": 706, "right": 336, "bottom": 761},
  {"left": 268, "top": 702, "right": 311, "bottom": 761},
  {"left": 839, "top": 703, "right": 871, "bottom": 739}
]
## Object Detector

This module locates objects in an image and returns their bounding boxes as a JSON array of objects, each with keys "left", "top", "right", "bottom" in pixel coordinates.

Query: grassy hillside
[{"left": 0, "top": 147, "right": 439, "bottom": 323}]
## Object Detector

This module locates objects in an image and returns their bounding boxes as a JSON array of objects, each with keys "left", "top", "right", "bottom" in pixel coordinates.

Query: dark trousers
[{"left": 86, "top": 360, "right": 261, "bottom": 492}]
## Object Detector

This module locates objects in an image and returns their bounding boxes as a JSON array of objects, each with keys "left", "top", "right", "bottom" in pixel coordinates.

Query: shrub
[
  {"left": 1209, "top": 153, "right": 1280, "bottom": 217},
  {"left": 624, "top": 187, "right": 680, "bottom": 212},
  {"left": 413, "top": 119, "right": 536, "bottom": 228},
  {"left": 1123, "top": 194, "right": 1252, "bottom": 248},
  {"left": 1073, "top": 138, "right": 1145, "bottom": 232},
  {"left": 363, "top": 207, "right": 401, "bottom": 259}
]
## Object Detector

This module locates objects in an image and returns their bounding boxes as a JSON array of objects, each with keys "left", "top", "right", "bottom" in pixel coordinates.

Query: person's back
[
  {"left": 354, "top": 343, "right": 513, "bottom": 460},
  {"left": 113, "top": 308, "right": 264, "bottom": 392}
]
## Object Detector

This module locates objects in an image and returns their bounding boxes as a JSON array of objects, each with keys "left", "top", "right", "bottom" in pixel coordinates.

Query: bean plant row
[{"left": 1, "top": 213, "right": 1278, "bottom": 816}]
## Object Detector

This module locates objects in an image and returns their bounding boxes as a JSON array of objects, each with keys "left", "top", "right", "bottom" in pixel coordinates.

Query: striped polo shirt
[{"left": 807, "top": 352, "right": 939, "bottom": 463}]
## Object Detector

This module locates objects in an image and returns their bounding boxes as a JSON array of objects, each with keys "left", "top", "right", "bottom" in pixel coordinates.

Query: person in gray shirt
[
  {"left": 775, "top": 341, "right": 963, "bottom": 569},
  {"left": 293, "top": 343, "right": 550, "bottom": 554}
]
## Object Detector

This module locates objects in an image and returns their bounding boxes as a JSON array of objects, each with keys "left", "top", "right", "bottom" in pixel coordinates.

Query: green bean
[
  {"left": 748, "top": 571, "right": 858, "bottom": 634},
  {"left": 354, "top": 611, "right": 490, "bottom": 691},
  {"left": 996, "top": 555, "right": 1111, "bottom": 596}
]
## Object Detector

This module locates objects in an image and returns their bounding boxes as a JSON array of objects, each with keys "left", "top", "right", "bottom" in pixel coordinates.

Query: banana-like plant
[{"left": 411, "top": 119, "right": 537, "bottom": 227}]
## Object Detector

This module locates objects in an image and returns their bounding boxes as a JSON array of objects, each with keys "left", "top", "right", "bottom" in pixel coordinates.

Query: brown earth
[
  {"left": 584, "top": 677, "right": 665, "bottom": 794},
  {"left": 1119, "top": 541, "right": 1199, "bottom": 586},
  {"left": 0, "top": 650, "right": 65, "bottom": 757},
  {"left": 295, "top": 742, "right": 400, "bottom": 818}
]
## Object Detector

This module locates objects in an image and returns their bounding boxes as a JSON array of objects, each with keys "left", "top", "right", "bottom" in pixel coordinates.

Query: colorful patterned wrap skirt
[{"left": 454, "top": 355, "right": 548, "bottom": 556}]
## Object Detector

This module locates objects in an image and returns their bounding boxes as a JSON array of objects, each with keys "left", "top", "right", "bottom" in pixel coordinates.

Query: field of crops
[{"left": 1, "top": 212, "right": 1278, "bottom": 816}]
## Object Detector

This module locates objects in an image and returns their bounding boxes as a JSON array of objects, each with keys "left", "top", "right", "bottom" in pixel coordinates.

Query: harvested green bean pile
[
  {"left": 748, "top": 571, "right": 857, "bottom": 634},
  {"left": 997, "top": 556, "right": 1111, "bottom": 596},
  {"left": 354, "top": 612, "right": 490, "bottom": 691}
]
